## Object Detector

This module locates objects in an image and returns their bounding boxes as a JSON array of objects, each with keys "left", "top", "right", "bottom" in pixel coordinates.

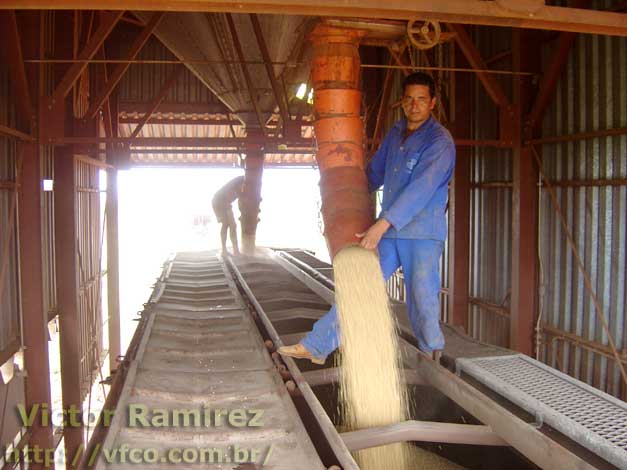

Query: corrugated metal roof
[
  {"left": 131, "top": 12, "right": 314, "bottom": 128},
  {"left": 120, "top": 121, "right": 316, "bottom": 167},
  {"left": 117, "top": 37, "right": 226, "bottom": 107},
  {"left": 120, "top": 122, "right": 245, "bottom": 139},
  {"left": 127, "top": 151, "right": 317, "bottom": 167},
  {"left": 116, "top": 23, "right": 317, "bottom": 167}
]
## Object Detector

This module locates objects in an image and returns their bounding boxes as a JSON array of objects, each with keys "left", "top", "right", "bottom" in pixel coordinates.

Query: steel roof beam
[
  {"left": 0, "top": 11, "right": 33, "bottom": 129},
  {"left": 129, "top": 65, "right": 183, "bottom": 138},
  {"left": 250, "top": 13, "right": 290, "bottom": 128},
  {"left": 2, "top": 1, "right": 627, "bottom": 37},
  {"left": 448, "top": 23, "right": 510, "bottom": 108},
  {"left": 526, "top": 0, "right": 590, "bottom": 131},
  {"left": 87, "top": 12, "right": 164, "bottom": 119},
  {"left": 51, "top": 11, "right": 123, "bottom": 103},
  {"left": 225, "top": 13, "right": 267, "bottom": 135},
  {"left": 119, "top": 101, "right": 231, "bottom": 114},
  {"left": 46, "top": 136, "right": 314, "bottom": 146}
]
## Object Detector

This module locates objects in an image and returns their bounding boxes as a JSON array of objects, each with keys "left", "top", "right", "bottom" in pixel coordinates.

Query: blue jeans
[{"left": 301, "top": 238, "right": 445, "bottom": 357}]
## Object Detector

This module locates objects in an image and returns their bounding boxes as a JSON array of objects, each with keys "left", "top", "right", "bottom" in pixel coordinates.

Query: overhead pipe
[{"left": 309, "top": 25, "right": 372, "bottom": 259}]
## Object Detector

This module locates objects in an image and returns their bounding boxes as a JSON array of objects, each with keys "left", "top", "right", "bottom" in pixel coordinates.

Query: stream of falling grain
[{"left": 334, "top": 246, "right": 462, "bottom": 470}]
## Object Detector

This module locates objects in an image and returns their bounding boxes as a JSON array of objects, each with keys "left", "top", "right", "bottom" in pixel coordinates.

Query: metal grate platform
[{"left": 457, "top": 354, "right": 627, "bottom": 469}]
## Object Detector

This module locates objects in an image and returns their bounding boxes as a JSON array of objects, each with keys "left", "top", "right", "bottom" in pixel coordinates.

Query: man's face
[{"left": 401, "top": 84, "right": 436, "bottom": 131}]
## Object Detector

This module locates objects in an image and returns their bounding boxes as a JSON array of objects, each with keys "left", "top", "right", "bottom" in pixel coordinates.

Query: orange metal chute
[{"left": 310, "top": 25, "right": 372, "bottom": 259}]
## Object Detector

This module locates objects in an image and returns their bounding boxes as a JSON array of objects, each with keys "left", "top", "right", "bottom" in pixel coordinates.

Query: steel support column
[
  {"left": 240, "top": 139, "right": 264, "bottom": 255},
  {"left": 54, "top": 147, "right": 84, "bottom": 466},
  {"left": 510, "top": 30, "right": 540, "bottom": 355},
  {"left": 106, "top": 93, "right": 121, "bottom": 371},
  {"left": 106, "top": 164, "right": 121, "bottom": 371},
  {"left": 448, "top": 46, "right": 470, "bottom": 331},
  {"left": 18, "top": 142, "right": 55, "bottom": 469}
]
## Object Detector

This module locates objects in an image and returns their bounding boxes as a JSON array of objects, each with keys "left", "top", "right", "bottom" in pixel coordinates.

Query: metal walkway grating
[{"left": 457, "top": 354, "right": 627, "bottom": 469}]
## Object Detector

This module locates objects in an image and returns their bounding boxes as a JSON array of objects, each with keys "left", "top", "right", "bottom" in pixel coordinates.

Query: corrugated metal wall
[
  {"left": 75, "top": 158, "right": 105, "bottom": 399},
  {"left": 42, "top": 11, "right": 57, "bottom": 321},
  {"left": 469, "top": 148, "right": 512, "bottom": 347},
  {"left": 42, "top": 145, "right": 57, "bottom": 319},
  {"left": 464, "top": 19, "right": 627, "bottom": 398},
  {"left": 538, "top": 31, "right": 627, "bottom": 397},
  {"left": 468, "top": 27, "right": 513, "bottom": 348},
  {"left": 0, "top": 62, "right": 21, "bottom": 360}
]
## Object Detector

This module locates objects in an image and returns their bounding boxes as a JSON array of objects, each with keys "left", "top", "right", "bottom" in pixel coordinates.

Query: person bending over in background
[
  {"left": 212, "top": 175, "right": 245, "bottom": 256},
  {"left": 279, "top": 72, "right": 456, "bottom": 364}
]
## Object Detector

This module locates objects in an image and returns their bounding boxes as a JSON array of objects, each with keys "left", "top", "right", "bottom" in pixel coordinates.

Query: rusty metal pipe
[
  {"left": 240, "top": 141, "right": 264, "bottom": 255},
  {"left": 301, "top": 367, "right": 428, "bottom": 387},
  {"left": 341, "top": 420, "right": 508, "bottom": 450},
  {"left": 310, "top": 25, "right": 372, "bottom": 259}
]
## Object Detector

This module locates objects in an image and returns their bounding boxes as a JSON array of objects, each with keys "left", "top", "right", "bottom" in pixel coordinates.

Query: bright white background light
[
  {"left": 295, "top": 83, "right": 307, "bottom": 100},
  {"left": 117, "top": 168, "right": 328, "bottom": 353}
]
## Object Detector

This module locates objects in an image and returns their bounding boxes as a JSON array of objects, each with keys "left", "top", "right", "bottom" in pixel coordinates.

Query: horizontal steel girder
[{"left": 2, "top": 1, "right": 627, "bottom": 37}]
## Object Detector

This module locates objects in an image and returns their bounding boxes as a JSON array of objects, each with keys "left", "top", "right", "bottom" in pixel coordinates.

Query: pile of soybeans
[{"left": 333, "top": 246, "right": 461, "bottom": 470}]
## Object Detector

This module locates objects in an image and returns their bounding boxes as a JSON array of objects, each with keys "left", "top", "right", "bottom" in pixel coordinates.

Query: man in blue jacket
[{"left": 279, "top": 72, "right": 456, "bottom": 364}]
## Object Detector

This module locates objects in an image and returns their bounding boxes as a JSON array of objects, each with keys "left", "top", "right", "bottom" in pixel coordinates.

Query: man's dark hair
[{"left": 402, "top": 72, "right": 435, "bottom": 98}]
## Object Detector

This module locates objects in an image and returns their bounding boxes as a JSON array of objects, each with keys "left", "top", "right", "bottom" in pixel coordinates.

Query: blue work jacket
[{"left": 366, "top": 116, "right": 456, "bottom": 241}]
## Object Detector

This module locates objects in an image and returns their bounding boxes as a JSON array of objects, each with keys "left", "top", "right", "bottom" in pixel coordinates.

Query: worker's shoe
[{"left": 278, "top": 343, "right": 326, "bottom": 365}]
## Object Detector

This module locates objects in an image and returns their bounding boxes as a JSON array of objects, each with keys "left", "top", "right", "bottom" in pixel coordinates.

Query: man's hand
[{"left": 356, "top": 218, "right": 391, "bottom": 250}]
